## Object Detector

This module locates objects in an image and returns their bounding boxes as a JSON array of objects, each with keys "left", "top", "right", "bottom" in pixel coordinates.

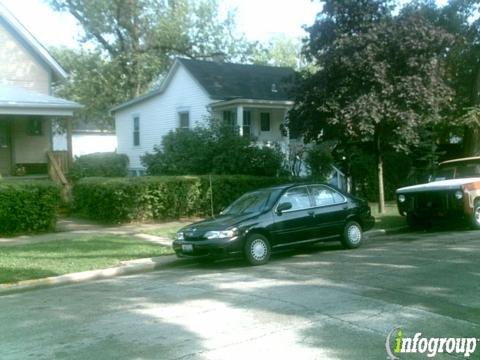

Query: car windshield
[
  {"left": 435, "top": 161, "right": 480, "bottom": 180},
  {"left": 222, "top": 191, "right": 271, "bottom": 215}
]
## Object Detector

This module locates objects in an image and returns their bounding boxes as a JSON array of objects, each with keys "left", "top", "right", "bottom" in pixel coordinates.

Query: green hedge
[
  {"left": 73, "top": 175, "right": 288, "bottom": 223},
  {"left": 0, "top": 180, "right": 61, "bottom": 235},
  {"left": 69, "top": 152, "right": 129, "bottom": 179}
]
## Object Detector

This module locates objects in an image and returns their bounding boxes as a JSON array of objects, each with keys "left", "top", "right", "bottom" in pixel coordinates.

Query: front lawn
[
  {"left": 144, "top": 223, "right": 187, "bottom": 239},
  {"left": 370, "top": 201, "right": 406, "bottom": 230},
  {"left": 0, "top": 235, "right": 173, "bottom": 284}
]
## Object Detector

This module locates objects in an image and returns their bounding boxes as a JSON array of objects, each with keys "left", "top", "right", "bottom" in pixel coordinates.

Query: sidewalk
[{"left": 0, "top": 217, "right": 195, "bottom": 247}]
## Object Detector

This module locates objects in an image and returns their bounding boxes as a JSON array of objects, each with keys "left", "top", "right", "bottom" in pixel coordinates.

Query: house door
[{"left": 0, "top": 122, "right": 11, "bottom": 176}]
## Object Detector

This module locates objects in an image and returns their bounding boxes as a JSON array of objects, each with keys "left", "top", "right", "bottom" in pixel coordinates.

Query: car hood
[
  {"left": 180, "top": 213, "right": 261, "bottom": 236},
  {"left": 397, "top": 178, "right": 480, "bottom": 194}
]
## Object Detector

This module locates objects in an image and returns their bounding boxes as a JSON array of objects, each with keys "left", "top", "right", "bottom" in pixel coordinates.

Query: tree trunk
[
  {"left": 376, "top": 134, "right": 386, "bottom": 214},
  {"left": 464, "top": 65, "right": 480, "bottom": 155}
]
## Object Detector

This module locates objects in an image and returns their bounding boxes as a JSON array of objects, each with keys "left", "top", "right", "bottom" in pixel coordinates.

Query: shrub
[
  {"left": 305, "top": 143, "right": 334, "bottom": 180},
  {"left": 0, "top": 180, "right": 61, "bottom": 235},
  {"left": 73, "top": 175, "right": 288, "bottom": 223},
  {"left": 69, "top": 152, "right": 129, "bottom": 179},
  {"left": 141, "top": 123, "right": 284, "bottom": 177}
]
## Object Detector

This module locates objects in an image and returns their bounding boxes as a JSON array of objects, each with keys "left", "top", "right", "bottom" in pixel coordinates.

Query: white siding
[
  {"left": 0, "top": 22, "right": 51, "bottom": 94},
  {"left": 13, "top": 117, "right": 51, "bottom": 164},
  {"left": 115, "top": 64, "right": 212, "bottom": 170}
]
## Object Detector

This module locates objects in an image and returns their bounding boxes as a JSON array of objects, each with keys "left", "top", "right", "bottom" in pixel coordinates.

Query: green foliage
[
  {"left": 304, "top": 143, "right": 334, "bottom": 180},
  {"left": 48, "top": 0, "right": 262, "bottom": 128},
  {"left": 72, "top": 175, "right": 287, "bottom": 223},
  {"left": 251, "top": 34, "right": 302, "bottom": 69},
  {"left": 0, "top": 181, "right": 61, "bottom": 235},
  {"left": 69, "top": 152, "right": 129, "bottom": 179},
  {"left": 349, "top": 149, "right": 413, "bottom": 201},
  {"left": 288, "top": 0, "right": 455, "bottom": 208},
  {"left": 141, "top": 123, "right": 284, "bottom": 177}
]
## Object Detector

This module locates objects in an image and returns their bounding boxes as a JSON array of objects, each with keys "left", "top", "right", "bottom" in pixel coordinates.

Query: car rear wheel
[
  {"left": 470, "top": 201, "right": 480, "bottom": 230},
  {"left": 341, "top": 221, "right": 363, "bottom": 249},
  {"left": 244, "top": 234, "right": 271, "bottom": 266}
]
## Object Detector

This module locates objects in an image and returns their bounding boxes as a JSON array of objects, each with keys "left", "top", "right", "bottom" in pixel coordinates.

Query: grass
[
  {"left": 0, "top": 235, "right": 173, "bottom": 284},
  {"left": 144, "top": 222, "right": 190, "bottom": 239},
  {"left": 369, "top": 201, "right": 406, "bottom": 230}
]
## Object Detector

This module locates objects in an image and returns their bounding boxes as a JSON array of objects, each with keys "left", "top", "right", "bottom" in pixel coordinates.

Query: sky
[
  {"left": 0, "top": 0, "right": 451, "bottom": 48},
  {"left": 0, "top": 0, "right": 324, "bottom": 48}
]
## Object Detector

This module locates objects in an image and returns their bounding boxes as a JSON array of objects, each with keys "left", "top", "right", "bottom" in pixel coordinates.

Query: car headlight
[
  {"left": 398, "top": 194, "right": 406, "bottom": 203},
  {"left": 204, "top": 229, "right": 238, "bottom": 240},
  {"left": 455, "top": 190, "right": 463, "bottom": 200},
  {"left": 176, "top": 232, "right": 184, "bottom": 241}
]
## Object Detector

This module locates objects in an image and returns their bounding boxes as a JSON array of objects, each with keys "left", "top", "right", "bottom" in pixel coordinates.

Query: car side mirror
[{"left": 276, "top": 202, "right": 292, "bottom": 214}]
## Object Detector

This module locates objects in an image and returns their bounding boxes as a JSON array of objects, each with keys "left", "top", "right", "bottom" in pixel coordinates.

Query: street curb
[
  {"left": 0, "top": 255, "right": 179, "bottom": 296},
  {"left": 366, "top": 226, "right": 408, "bottom": 238}
]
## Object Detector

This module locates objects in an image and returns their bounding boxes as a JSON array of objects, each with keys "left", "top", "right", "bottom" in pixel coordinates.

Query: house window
[
  {"left": 133, "top": 116, "right": 140, "bottom": 146},
  {"left": 260, "top": 112, "right": 270, "bottom": 132},
  {"left": 27, "top": 118, "right": 42, "bottom": 136},
  {"left": 223, "top": 110, "right": 237, "bottom": 131},
  {"left": 242, "top": 110, "right": 251, "bottom": 137},
  {"left": 179, "top": 112, "right": 190, "bottom": 129}
]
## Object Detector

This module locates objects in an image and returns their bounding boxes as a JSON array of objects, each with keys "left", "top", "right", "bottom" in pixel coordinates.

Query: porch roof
[
  {"left": 0, "top": 84, "right": 82, "bottom": 116},
  {"left": 209, "top": 98, "right": 294, "bottom": 110}
]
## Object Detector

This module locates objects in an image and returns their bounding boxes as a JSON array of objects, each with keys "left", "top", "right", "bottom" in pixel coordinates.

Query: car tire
[
  {"left": 341, "top": 221, "right": 363, "bottom": 249},
  {"left": 470, "top": 200, "right": 480, "bottom": 230},
  {"left": 244, "top": 234, "right": 271, "bottom": 266}
]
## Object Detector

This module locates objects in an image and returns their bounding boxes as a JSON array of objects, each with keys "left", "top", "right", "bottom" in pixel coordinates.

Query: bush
[
  {"left": 141, "top": 123, "right": 284, "bottom": 177},
  {"left": 69, "top": 152, "right": 129, "bottom": 179},
  {"left": 0, "top": 180, "right": 61, "bottom": 235},
  {"left": 305, "top": 143, "right": 334, "bottom": 180},
  {"left": 73, "top": 175, "right": 288, "bottom": 223}
]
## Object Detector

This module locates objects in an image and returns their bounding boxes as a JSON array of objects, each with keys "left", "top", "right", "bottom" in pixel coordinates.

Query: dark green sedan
[{"left": 173, "top": 183, "right": 374, "bottom": 265}]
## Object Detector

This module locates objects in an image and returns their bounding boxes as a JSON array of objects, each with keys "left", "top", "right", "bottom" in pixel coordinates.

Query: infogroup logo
[{"left": 386, "top": 327, "right": 478, "bottom": 359}]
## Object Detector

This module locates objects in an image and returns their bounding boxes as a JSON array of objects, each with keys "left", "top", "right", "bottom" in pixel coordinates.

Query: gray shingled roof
[
  {"left": 178, "top": 58, "right": 295, "bottom": 101},
  {"left": 0, "top": 84, "right": 82, "bottom": 110},
  {"left": 111, "top": 58, "right": 296, "bottom": 113}
]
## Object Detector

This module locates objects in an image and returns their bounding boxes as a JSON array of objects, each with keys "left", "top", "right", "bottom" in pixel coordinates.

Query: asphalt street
[{"left": 1, "top": 228, "right": 480, "bottom": 359}]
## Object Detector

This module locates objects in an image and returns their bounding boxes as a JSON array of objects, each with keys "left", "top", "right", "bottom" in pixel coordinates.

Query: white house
[{"left": 111, "top": 58, "right": 295, "bottom": 175}]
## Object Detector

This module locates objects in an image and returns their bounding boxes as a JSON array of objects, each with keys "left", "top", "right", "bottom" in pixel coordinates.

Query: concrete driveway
[{"left": 1, "top": 229, "right": 480, "bottom": 359}]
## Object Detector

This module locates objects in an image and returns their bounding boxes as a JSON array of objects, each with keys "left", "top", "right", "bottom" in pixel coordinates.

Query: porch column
[
  {"left": 236, "top": 105, "right": 243, "bottom": 136},
  {"left": 66, "top": 117, "right": 73, "bottom": 166},
  {"left": 283, "top": 108, "right": 290, "bottom": 139}
]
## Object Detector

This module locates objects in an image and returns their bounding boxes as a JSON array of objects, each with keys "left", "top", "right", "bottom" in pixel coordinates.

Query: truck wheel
[{"left": 471, "top": 201, "right": 480, "bottom": 230}]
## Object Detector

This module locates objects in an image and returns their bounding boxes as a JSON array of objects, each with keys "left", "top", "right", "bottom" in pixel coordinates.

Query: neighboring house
[
  {"left": 112, "top": 58, "right": 295, "bottom": 175},
  {"left": 0, "top": 4, "right": 81, "bottom": 176},
  {"left": 53, "top": 119, "right": 117, "bottom": 157}
]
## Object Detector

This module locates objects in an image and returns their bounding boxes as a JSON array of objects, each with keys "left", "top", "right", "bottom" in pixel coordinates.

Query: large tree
[
  {"left": 48, "top": 0, "right": 259, "bottom": 128},
  {"left": 288, "top": 0, "right": 454, "bottom": 212}
]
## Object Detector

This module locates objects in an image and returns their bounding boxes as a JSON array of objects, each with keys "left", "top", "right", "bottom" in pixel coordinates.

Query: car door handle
[{"left": 308, "top": 211, "right": 315, "bottom": 217}]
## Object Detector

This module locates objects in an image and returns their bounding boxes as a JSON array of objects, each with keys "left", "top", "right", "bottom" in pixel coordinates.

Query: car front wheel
[
  {"left": 244, "top": 234, "right": 271, "bottom": 265},
  {"left": 341, "top": 221, "right": 363, "bottom": 249}
]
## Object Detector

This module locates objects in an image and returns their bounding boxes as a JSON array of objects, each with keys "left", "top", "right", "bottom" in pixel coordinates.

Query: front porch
[
  {"left": 210, "top": 98, "right": 293, "bottom": 154},
  {"left": 0, "top": 84, "right": 81, "bottom": 180},
  {"left": 0, "top": 115, "right": 72, "bottom": 179}
]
